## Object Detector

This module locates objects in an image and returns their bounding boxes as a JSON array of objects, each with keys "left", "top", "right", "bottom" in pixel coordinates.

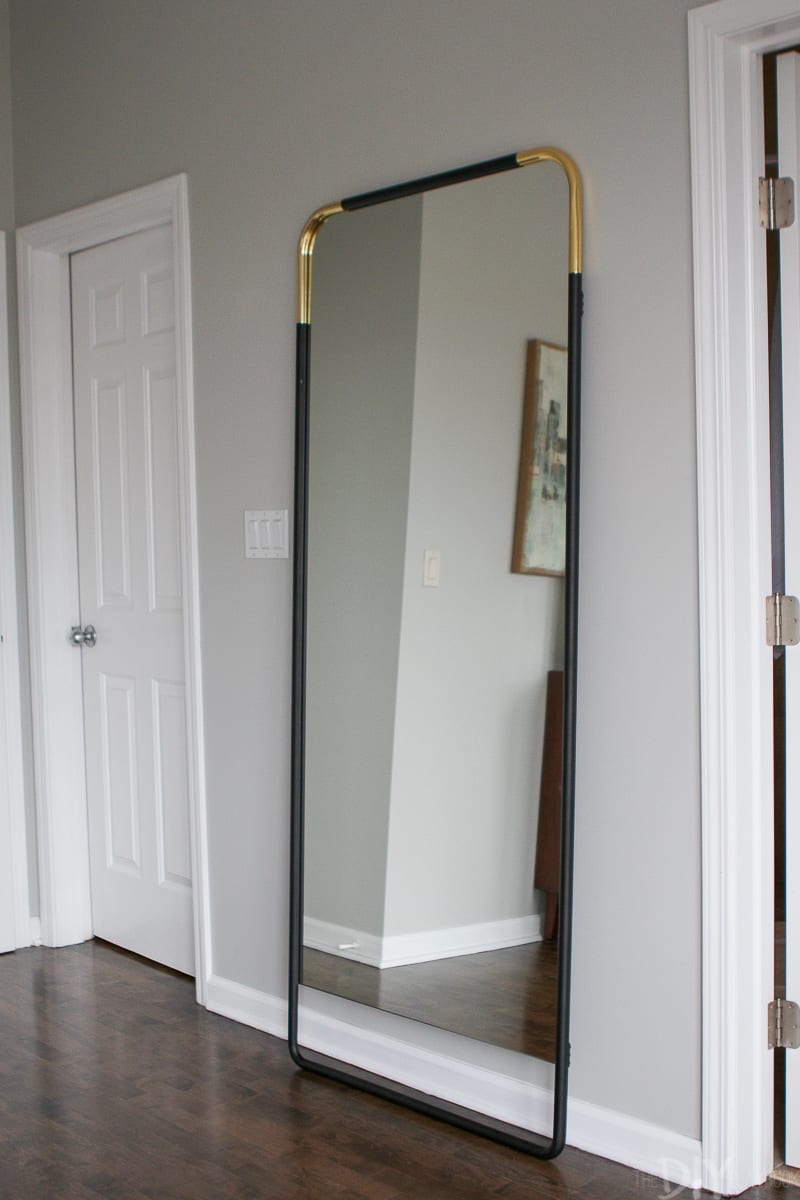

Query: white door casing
[
  {"left": 0, "top": 234, "right": 30, "bottom": 953},
  {"left": 16, "top": 177, "right": 210, "bottom": 1001},
  {"left": 71, "top": 225, "right": 194, "bottom": 976},
  {"left": 776, "top": 47, "right": 800, "bottom": 1170},
  {"left": 689, "top": 0, "right": 800, "bottom": 1193}
]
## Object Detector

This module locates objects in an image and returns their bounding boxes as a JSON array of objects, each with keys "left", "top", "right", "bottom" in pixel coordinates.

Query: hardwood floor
[
  {"left": 0, "top": 941, "right": 795, "bottom": 1200},
  {"left": 302, "top": 940, "right": 558, "bottom": 1060}
]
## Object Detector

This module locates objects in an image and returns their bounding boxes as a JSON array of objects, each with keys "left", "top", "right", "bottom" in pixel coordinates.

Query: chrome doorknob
[{"left": 70, "top": 624, "right": 97, "bottom": 648}]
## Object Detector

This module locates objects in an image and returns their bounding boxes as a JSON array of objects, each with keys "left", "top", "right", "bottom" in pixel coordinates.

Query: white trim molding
[
  {"left": 205, "top": 974, "right": 703, "bottom": 1191},
  {"left": 303, "top": 913, "right": 542, "bottom": 969},
  {"left": 0, "top": 234, "right": 32, "bottom": 950},
  {"left": 16, "top": 176, "right": 211, "bottom": 1004},
  {"left": 689, "top": 1, "right": 800, "bottom": 1192}
]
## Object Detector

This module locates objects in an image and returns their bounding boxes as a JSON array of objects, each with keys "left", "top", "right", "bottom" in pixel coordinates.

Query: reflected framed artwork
[{"left": 512, "top": 340, "right": 568, "bottom": 577}]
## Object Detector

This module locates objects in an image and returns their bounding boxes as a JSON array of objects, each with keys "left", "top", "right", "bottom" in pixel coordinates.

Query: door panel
[
  {"left": 145, "top": 369, "right": 182, "bottom": 610},
  {"left": 101, "top": 672, "right": 140, "bottom": 872},
  {"left": 152, "top": 678, "right": 191, "bottom": 888},
  {"left": 94, "top": 378, "right": 131, "bottom": 605},
  {"left": 778, "top": 48, "right": 800, "bottom": 1169},
  {"left": 71, "top": 225, "right": 194, "bottom": 975}
]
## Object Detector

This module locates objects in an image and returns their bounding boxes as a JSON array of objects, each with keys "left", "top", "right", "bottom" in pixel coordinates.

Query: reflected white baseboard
[
  {"left": 205, "top": 973, "right": 703, "bottom": 1190},
  {"left": 302, "top": 913, "right": 542, "bottom": 968},
  {"left": 302, "top": 918, "right": 384, "bottom": 967}
]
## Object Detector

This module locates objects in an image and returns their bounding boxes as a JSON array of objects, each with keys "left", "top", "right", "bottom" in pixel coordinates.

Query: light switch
[
  {"left": 245, "top": 510, "right": 289, "bottom": 559},
  {"left": 423, "top": 549, "right": 441, "bottom": 587}
]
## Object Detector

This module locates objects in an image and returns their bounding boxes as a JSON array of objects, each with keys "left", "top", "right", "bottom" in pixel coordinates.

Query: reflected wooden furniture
[{"left": 534, "top": 670, "right": 563, "bottom": 941}]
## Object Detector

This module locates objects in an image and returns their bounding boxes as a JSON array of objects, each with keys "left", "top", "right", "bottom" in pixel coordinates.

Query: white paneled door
[
  {"left": 779, "top": 49, "right": 800, "bottom": 1171},
  {"left": 71, "top": 226, "right": 194, "bottom": 976}
]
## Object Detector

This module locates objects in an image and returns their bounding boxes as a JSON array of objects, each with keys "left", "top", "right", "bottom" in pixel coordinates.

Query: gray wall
[
  {"left": 7, "top": 0, "right": 703, "bottom": 1139},
  {"left": 305, "top": 197, "right": 422, "bottom": 937},
  {"left": 0, "top": 0, "right": 12, "bottom": 228},
  {"left": 384, "top": 168, "right": 566, "bottom": 939}
]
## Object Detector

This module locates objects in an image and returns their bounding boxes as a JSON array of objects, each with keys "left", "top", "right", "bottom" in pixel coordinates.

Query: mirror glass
[{"left": 299, "top": 162, "right": 569, "bottom": 1064}]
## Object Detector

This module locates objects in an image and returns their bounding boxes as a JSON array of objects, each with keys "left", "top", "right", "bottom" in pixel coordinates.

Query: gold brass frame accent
[
  {"left": 516, "top": 147, "right": 583, "bottom": 275},
  {"left": 297, "top": 202, "right": 344, "bottom": 324},
  {"left": 296, "top": 147, "right": 583, "bottom": 325}
]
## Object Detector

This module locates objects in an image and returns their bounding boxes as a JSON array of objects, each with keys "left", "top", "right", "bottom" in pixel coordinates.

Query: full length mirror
[{"left": 290, "top": 148, "right": 582, "bottom": 1159}]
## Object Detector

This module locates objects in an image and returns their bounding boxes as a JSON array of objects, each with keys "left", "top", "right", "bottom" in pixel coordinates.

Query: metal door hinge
[
  {"left": 766, "top": 594, "right": 800, "bottom": 646},
  {"left": 759, "top": 176, "right": 795, "bottom": 230},
  {"left": 769, "top": 998, "right": 800, "bottom": 1049}
]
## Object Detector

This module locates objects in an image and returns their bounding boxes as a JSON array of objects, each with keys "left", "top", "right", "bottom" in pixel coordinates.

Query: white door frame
[
  {"left": 689, "top": 1, "right": 800, "bottom": 1193},
  {"left": 16, "top": 176, "right": 210, "bottom": 1004},
  {"left": 0, "top": 234, "right": 32, "bottom": 950}
]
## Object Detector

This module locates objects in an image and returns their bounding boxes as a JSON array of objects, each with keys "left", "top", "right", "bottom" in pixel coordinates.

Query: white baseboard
[
  {"left": 303, "top": 913, "right": 542, "bottom": 969},
  {"left": 29, "top": 917, "right": 42, "bottom": 946},
  {"left": 205, "top": 973, "right": 702, "bottom": 1189},
  {"left": 206, "top": 973, "right": 286, "bottom": 1038}
]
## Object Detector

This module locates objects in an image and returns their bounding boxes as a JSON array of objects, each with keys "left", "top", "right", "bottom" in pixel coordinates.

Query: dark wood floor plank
[{"left": 0, "top": 941, "right": 797, "bottom": 1200}]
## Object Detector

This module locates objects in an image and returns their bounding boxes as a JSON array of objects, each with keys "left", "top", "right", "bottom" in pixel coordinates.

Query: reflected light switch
[{"left": 423, "top": 549, "right": 441, "bottom": 587}]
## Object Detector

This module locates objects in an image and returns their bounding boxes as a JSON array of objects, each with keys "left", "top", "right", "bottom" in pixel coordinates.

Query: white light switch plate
[{"left": 245, "top": 510, "right": 289, "bottom": 559}]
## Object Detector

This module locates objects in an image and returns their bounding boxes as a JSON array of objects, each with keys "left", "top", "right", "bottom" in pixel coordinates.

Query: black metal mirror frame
[{"left": 289, "top": 146, "right": 583, "bottom": 1159}]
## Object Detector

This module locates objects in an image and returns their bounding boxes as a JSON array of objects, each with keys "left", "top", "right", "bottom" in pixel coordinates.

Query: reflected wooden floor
[
  {"left": 0, "top": 941, "right": 796, "bottom": 1200},
  {"left": 303, "top": 940, "right": 558, "bottom": 1060}
]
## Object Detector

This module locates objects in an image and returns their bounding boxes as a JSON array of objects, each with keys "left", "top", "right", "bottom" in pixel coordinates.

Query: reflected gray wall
[
  {"left": 306, "top": 170, "right": 566, "bottom": 952},
  {"left": 305, "top": 197, "right": 422, "bottom": 937},
  {"left": 383, "top": 168, "right": 567, "bottom": 939}
]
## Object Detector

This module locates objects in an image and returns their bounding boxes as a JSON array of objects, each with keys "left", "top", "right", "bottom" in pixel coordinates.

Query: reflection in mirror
[{"left": 300, "top": 163, "right": 568, "bottom": 1064}]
